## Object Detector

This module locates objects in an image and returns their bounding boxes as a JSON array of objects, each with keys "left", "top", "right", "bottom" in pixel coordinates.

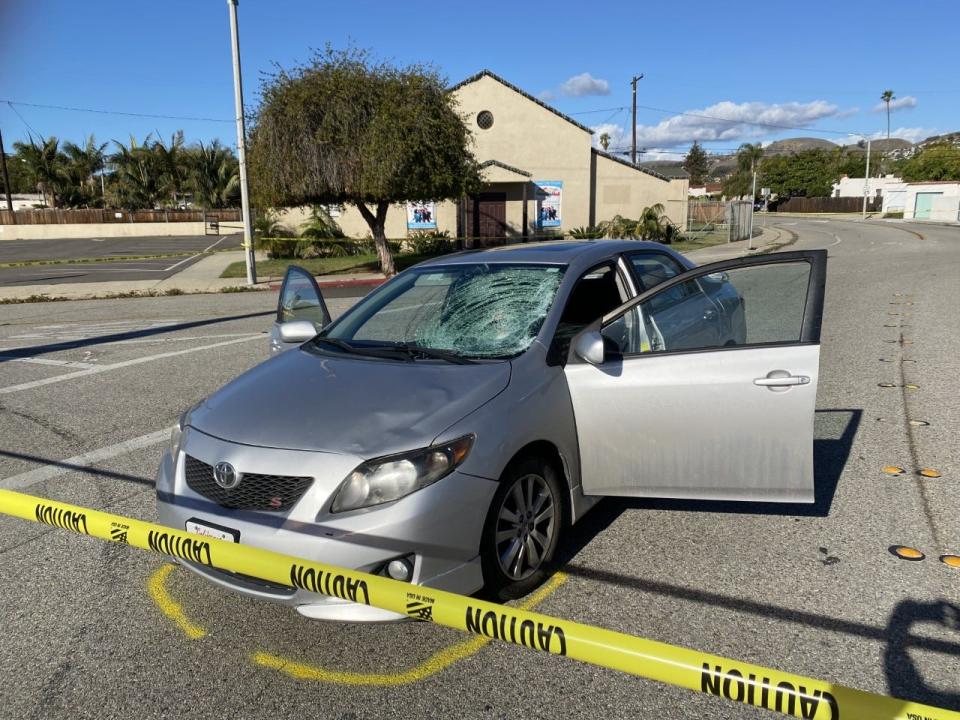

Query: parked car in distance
[{"left": 156, "top": 240, "right": 826, "bottom": 621}]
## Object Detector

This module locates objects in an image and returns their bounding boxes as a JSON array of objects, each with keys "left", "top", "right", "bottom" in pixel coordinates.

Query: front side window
[
  {"left": 324, "top": 264, "right": 565, "bottom": 359},
  {"left": 602, "top": 260, "right": 813, "bottom": 355}
]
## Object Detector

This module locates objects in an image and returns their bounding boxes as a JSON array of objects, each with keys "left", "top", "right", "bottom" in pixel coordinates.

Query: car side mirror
[
  {"left": 573, "top": 330, "right": 605, "bottom": 365},
  {"left": 278, "top": 320, "right": 318, "bottom": 344}
]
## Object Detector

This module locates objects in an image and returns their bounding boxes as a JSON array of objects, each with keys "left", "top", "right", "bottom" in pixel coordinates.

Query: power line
[
  {"left": 1, "top": 99, "right": 233, "bottom": 124},
  {"left": 6, "top": 102, "right": 42, "bottom": 137}
]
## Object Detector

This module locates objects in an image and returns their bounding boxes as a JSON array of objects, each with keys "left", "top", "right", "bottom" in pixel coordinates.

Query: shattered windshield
[{"left": 323, "top": 263, "right": 565, "bottom": 359}]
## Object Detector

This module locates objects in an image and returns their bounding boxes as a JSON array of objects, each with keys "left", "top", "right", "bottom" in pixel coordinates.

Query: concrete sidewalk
[{"left": 0, "top": 227, "right": 789, "bottom": 303}]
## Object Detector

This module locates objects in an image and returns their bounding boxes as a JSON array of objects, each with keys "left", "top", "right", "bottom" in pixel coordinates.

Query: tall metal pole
[
  {"left": 0, "top": 128, "right": 14, "bottom": 214},
  {"left": 227, "top": 0, "right": 256, "bottom": 285},
  {"left": 862, "top": 139, "right": 871, "bottom": 219},
  {"left": 631, "top": 74, "right": 643, "bottom": 165},
  {"left": 748, "top": 169, "right": 756, "bottom": 250}
]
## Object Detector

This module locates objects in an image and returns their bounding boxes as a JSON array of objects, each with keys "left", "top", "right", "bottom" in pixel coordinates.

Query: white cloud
[
  {"left": 622, "top": 100, "right": 848, "bottom": 146},
  {"left": 841, "top": 127, "right": 936, "bottom": 144},
  {"left": 559, "top": 72, "right": 610, "bottom": 97},
  {"left": 871, "top": 96, "right": 918, "bottom": 113},
  {"left": 537, "top": 90, "right": 557, "bottom": 101}
]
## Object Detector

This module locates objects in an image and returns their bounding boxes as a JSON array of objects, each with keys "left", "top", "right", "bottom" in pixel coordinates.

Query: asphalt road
[
  {"left": 0, "top": 233, "right": 242, "bottom": 286},
  {"left": 0, "top": 219, "right": 957, "bottom": 719}
]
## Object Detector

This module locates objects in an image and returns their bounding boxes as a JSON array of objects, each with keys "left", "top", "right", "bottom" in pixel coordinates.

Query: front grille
[{"left": 184, "top": 455, "right": 313, "bottom": 512}]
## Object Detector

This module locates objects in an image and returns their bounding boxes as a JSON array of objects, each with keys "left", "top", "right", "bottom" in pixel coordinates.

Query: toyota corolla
[{"left": 156, "top": 240, "right": 826, "bottom": 621}]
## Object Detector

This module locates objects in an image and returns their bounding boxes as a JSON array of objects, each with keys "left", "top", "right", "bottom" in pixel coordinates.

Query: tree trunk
[{"left": 356, "top": 201, "right": 396, "bottom": 276}]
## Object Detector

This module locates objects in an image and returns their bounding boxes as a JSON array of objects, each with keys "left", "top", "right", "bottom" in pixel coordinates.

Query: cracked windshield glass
[{"left": 325, "top": 264, "right": 564, "bottom": 358}]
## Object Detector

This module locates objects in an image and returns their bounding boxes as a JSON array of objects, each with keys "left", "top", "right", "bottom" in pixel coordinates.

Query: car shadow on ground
[
  {"left": 549, "top": 407, "right": 960, "bottom": 711},
  {"left": 0, "top": 310, "right": 274, "bottom": 362}
]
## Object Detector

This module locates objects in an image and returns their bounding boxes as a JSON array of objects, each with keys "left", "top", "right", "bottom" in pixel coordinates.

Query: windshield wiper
[
  {"left": 312, "top": 337, "right": 413, "bottom": 361},
  {"left": 388, "top": 342, "right": 476, "bottom": 365}
]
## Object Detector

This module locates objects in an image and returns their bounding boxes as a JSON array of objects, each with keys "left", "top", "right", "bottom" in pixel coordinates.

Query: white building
[
  {"left": 832, "top": 174, "right": 903, "bottom": 200},
  {"left": 902, "top": 181, "right": 960, "bottom": 222}
]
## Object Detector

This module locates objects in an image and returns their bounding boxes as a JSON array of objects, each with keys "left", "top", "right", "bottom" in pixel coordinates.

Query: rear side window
[{"left": 626, "top": 252, "right": 686, "bottom": 292}]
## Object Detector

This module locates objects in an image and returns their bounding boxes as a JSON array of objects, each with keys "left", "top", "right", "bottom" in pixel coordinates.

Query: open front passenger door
[
  {"left": 563, "top": 250, "right": 827, "bottom": 503},
  {"left": 269, "top": 266, "right": 331, "bottom": 353}
]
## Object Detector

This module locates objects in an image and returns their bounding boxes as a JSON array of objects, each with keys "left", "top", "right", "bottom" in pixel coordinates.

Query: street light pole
[
  {"left": 631, "top": 74, "right": 644, "bottom": 165},
  {"left": 227, "top": 0, "right": 256, "bottom": 285},
  {"left": 748, "top": 169, "right": 757, "bottom": 250},
  {"left": 862, "top": 138, "right": 871, "bottom": 220}
]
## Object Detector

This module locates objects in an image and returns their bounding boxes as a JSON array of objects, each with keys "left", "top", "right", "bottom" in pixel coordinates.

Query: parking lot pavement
[
  {"left": 0, "top": 233, "right": 242, "bottom": 286},
  {"left": 0, "top": 220, "right": 958, "bottom": 718}
]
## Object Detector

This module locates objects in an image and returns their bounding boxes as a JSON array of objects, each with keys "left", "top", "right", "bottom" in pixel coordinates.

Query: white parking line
[
  {"left": 0, "top": 334, "right": 262, "bottom": 395},
  {"left": 164, "top": 236, "right": 230, "bottom": 272},
  {"left": 0, "top": 428, "right": 170, "bottom": 491},
  {"left": 0, "top": 356, "right": 99, "bottom": 369}
]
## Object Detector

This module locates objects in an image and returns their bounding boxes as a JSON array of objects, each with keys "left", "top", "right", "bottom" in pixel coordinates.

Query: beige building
[{"left": 280, "top": 70, "right": 688, "bottom": 241}]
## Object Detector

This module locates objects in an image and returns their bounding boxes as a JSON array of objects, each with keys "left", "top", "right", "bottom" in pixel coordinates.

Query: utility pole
[
  {"left": 748, "top": 169, "right": 757, "bottom": 250},
  {"left": 862, "top": 138, "right": 871, "bottom": 220},
  {"left": 227, "top": 0, "right": 256, "bottom": 285},
  {"left": 0, "top": 128, "right": 14, "bottom": 215},
  {"left": 631, "top": 74, "right": 644, "bottom": 165}
]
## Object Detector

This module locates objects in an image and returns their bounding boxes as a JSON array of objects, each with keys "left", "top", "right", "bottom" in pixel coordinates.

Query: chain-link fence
[{"left": 686, "top": 199, "right": 754, "bottom": 243}]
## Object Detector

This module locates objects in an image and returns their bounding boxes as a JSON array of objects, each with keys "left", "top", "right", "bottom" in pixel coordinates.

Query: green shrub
[
  {"left": 569, "top": 226, "right": 603, "bottom": 239},
  {"left": 407, "top": 230, "right": 453, "bottom": 255}
]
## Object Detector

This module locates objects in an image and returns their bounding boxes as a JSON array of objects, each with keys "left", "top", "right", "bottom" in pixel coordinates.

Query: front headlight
[
  {"left": 331, "top": 435, "right": 474, "bottom": 513},
  {"left": 169, "top": 411, "right": 188, "bottom": 457}
]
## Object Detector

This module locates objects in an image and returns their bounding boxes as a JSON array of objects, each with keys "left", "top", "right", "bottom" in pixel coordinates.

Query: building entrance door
[{"left": 466, "top": 192, "right": 507, "bottom": 245}]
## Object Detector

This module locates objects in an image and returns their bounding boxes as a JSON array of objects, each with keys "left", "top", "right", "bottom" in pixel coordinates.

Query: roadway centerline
[{"left": 0, "top": 333, "right": 263, "bottom": 395}]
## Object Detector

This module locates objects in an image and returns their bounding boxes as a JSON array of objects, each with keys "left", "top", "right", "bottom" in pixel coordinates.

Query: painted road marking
[
  {"left": 149, "top": 560, "right": 567, "bottom": 685},
  {"left": 164, "top": 235, "right": 230, "bottom": 272},
  {"left": 0, "top": 356, "right": 99, "bottom": 369},
  {"left": 0, "top": 427, "right": 169, "bottom": 490},
  {"left": 148, "top": 564, "right": 208, "bottom": 639},
  {"left": 0, "top": 334, "right": 261, "bottom": 395},
  {"left": 254, "top": 571, "right": 568, "bottom": 685}
]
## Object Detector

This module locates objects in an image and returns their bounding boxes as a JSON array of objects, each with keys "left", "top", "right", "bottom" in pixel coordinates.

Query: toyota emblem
[{"left": 213, "top": 462, "right": 240, "bottom": 490}]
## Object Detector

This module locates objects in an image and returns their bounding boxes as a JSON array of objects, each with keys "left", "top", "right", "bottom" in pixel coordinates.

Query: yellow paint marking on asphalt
[
  {"left": 147, "top": 564, "right": 208, "bottom": 640},
  {"left": 918, "top": 468, "right": 942, "bottom": 478},
  {"left": 252, "top": 571, "right": 569, "bottom": 686}
]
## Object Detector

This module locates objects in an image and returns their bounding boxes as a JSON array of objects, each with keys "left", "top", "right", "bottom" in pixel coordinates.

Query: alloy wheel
[{"left": 494, "top": 473, "right": 557, "bottom": 580}]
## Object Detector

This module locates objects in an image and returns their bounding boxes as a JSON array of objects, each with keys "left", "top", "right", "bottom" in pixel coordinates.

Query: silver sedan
[{"left": 156, "top": 240, "right": 826, "bottom": 621}]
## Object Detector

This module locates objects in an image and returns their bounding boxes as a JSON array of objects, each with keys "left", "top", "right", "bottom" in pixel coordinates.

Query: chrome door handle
[
  {"left": 703, "top": 308, "right": 717, "bottom": 320},
  {"left": 754, "top": 374, "right": 810, "bottom": 387}
]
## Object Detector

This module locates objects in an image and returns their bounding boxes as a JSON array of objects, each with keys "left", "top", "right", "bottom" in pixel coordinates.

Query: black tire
[{"left": 481, "top": 455, "right": 563, "bottom": 600}]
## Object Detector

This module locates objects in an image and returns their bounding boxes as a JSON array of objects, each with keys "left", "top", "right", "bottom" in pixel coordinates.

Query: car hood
[{"left": 189, "top": 347, "right": 511, "bottom": 456}]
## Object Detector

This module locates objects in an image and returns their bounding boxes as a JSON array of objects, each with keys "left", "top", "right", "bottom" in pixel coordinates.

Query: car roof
[{"left": 415, "top": 239, "right": 681, "bottom": 269}]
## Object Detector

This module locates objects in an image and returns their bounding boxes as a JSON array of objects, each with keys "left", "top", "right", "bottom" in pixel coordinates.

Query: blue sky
[{"left": 2, "top": 0, "right": 957, "bottom": 161}]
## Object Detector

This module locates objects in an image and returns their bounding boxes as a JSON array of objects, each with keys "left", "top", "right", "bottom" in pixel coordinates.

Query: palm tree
[
  {"left": 109, "top": 134, "right": 165, "bottom": 209},
  {"left": 188, "top": 140, "right": 239, "bottom": 208},
  {"left": 61, "top": 135, "right": 108, "bottom": 207},
  {"left": 13, "top": 136, "right": 63, "bottom": 208},
  {"left": 735, "top": 143, "right": 764, "bottom": 199},
  {"left": 881, "top": 90, "right": 895, "bottom": 141},
  {"left": 151, "top": 130, "right": 187, "bottom": 206},
  {"left": 599, "top": 132, "right": 610, "bottom": 152}
]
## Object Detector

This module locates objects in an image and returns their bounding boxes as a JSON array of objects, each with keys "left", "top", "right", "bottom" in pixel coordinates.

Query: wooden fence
[
  {"left": 0, "top": 208, "right": 241, "bottom": 225},
  {"left": 774, "top": 196, "right": 881, "bottom": 213}
]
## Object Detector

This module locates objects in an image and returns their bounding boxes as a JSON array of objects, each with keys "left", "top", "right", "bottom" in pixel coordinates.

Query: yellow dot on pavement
[
  {"left": 940, "top": 555, "right": 960, "bottom": 569},
  {"left": 908, "top": 420, "right": 929, "bottom": 427},
  {"left": 891, "top": 546, "right": 925, "bottom": 561},
  {"left": 883, "top": 466, "right": 906, "bottom": 476},
  {"left": 878, "top": 382, "right": 897, "bottom": 388},
  {"left": 918, "top": 468, "right": 942, "bottom": 478},
  {"left": 904, "top": 383, "right": 919, "bottom": 390}
]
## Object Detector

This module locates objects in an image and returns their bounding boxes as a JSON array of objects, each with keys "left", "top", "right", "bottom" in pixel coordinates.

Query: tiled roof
[
  {"left": 479, "top": 159, "right": 532, "bottom": 177},
  {"left": 591, "top": 148, "right": 673, "bottom": 182},
  {"left": 449, "top": 70, "right": 594, "bottom": 135}
]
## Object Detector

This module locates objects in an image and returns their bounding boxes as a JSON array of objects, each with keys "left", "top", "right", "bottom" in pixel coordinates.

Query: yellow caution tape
[{"left": 2, "top": 487, "right": 958, "bottom": 720}]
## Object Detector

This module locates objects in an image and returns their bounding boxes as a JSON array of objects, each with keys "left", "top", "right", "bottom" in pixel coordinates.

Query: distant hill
[{"left": 764, "top": 137, "right": 837, "bottom": 155}]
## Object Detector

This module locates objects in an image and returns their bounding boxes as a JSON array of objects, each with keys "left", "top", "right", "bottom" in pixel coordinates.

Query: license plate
[{"left": 186, "top": 518, "right": 240, "bottom": 543}]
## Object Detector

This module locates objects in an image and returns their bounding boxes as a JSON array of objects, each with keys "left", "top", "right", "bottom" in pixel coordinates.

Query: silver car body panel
[{"left": 565, "top": 343, "right": 820, "bottom": 501}]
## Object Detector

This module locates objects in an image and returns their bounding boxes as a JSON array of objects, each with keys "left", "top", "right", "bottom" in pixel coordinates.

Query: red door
[{"left": 466, "top": 193, "right": 507, "bottom": 246}]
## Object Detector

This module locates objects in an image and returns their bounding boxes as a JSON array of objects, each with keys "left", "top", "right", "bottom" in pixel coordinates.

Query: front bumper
[{"left": 155, "top": 428, "right": 496, "bottom": 622}]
